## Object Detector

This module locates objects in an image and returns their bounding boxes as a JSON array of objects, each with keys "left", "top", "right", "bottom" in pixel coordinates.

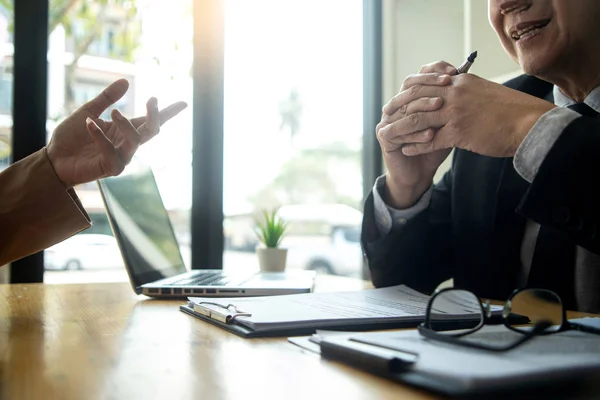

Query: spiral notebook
[{"left": 179, "top": 285, "right": 512, "bottom": 338}]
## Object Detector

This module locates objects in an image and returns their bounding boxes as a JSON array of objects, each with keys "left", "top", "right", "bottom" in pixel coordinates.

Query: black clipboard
[
  {"left": 316, "top": 333, "right": 600, "bottom": 398},
  {"left": 179, "top": 302, "right": 528, "bottom": 339}
]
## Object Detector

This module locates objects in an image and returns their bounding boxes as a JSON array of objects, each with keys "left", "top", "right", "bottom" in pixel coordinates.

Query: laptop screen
[{"left": 97, "top": 161, "right": 187, "bottom": 289}]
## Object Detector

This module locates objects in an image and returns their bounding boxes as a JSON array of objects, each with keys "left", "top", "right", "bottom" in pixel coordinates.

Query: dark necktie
[{"left": 528, "top": 103, "right": 598, "bottom": 309}]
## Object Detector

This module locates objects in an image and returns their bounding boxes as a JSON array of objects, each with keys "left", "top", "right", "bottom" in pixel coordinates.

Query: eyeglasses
[{"left": 418, "top": 287, "right": 600, "bottom": 352}]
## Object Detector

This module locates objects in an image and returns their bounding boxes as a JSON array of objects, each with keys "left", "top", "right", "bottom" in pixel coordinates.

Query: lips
[
  {"left": 501, "top": 3, "right": 529, "bottom": 15},
  {"left": 509, "top": 19, "right": 550, "bottom": 41}
]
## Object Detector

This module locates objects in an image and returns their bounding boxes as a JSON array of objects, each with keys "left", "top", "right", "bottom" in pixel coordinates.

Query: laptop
[{"left": 97, "top": 160, "right": 316, "bottom": 298}]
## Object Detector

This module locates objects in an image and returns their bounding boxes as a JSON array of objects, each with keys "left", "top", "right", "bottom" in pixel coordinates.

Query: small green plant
[{"left": 255, "top": 209, "right": 288, "bottom": 248}]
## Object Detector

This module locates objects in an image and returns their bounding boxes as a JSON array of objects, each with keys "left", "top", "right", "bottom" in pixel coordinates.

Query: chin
[{"left": 518, "top": 54, "right": 556, "bottom": 78}]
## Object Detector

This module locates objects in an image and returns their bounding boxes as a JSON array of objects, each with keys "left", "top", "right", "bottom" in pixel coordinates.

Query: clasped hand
[{"left": 377, "top": 64, "right": 555, "bottom": 158}]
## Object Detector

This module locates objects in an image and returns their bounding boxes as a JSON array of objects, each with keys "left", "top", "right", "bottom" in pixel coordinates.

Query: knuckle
[
  {"left": 420, "top": 61, "right": 444, "bottom": 73},
  {"left": 108, "top": 161, "right": 125, "bottom": 177},
  {"left": 400, "top": 74, "right": 415, "bottom": 91},
  {"left": 115, "top": 163, "right": 126, "bottom": 175},
  {"left": 429, "top": 97, "right": 442, "bottom": 109},
  {"left": 421, "top": 129, "right": 433, "bottom": 141},
  {"left": 132, "top": 134, "right": 142, "bottom": 146},
  {"left": 409, "top": 84, "right": 421, "bottom": 97},
  {"left": 377, "top": 123, "right": 389, "bottom": 138},
  {"left": 407, "top": 113, "right": 420, "bottom": 127}
]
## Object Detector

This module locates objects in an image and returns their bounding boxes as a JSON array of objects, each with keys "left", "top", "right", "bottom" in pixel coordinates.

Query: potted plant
[{"left": 255, "top": 209, "right": 288, "bottom": 272}]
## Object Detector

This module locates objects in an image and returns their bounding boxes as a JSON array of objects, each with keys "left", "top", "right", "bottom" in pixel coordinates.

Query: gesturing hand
[{"left": 46, "top": 79, "right": 187, "bottom": 188}]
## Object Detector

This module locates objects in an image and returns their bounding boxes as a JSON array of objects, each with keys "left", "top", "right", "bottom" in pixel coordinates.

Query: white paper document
[{"left": 188, "top": 284, "right": 500, "bottom": 333}]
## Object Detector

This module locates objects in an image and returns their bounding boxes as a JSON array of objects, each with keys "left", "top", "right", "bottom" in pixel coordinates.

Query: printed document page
[{"left": 188, "top": 285, "right": 496, "bottom": 332}]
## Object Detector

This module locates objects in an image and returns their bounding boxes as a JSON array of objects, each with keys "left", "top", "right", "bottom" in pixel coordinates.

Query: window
[
  {"left": 44, "top": 0, "right": 193, "bottom": 284},
  {"left": 222, "top": 0, "right": 364, "bottom": 278},
  {"left": 0, "top": 5, "right": 11, "bottom": 283},
  {"left": 0, "top": 7, "right": 11, "bottom": 172}
]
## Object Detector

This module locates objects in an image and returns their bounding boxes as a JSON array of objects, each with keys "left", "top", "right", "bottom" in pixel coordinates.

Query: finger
[
  {"left": 380, "top": 110, "right": 445, "bottom": 141},
  {"left": 399, "top": 73, "right": 452, "bottom": 92},
  {"left": 81, "top": 79, "right": 130, "bottom": 117},
  {"left": 419, "top": 61, "right": 457, "bottom": 75},
  {"left": 139, "top": 97, "right": 160, "bottom": 140},
  {"left": 130, "top": 101, "right": 188, "bottom": 131},
  {"left": 111, "top": 109, "right": 141, "bottom": 164},
  {"left": 381, "top": 97, "right": 443, "bottom": 125},
  {"left": 384, "top": 84, "right": 447, "bottom": 116},
  {"left": 402, "top": 142, "right": 435, "bottom": 156},
  {"left": 378, "top": 128, "right": 436, "bottom": 153},
  {"left": 402, "top": 135, "right": 448, "bottom": 156},
  {"left": 384, "top": 74, "right": 450, "bottom": 115},
  {"left": 86, "top": 117, "right": 125, "bottom": 176}
]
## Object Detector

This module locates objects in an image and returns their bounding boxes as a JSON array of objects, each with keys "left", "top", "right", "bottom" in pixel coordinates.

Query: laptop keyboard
[{"left": 168, "top": 272, "right": 231, "bottom": 287}]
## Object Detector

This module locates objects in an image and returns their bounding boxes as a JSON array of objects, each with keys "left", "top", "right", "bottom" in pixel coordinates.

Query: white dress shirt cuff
[
  {"left": 514, "top": 107, "right": 580, "bottom": 182},
  {"left": 372, "top": 175, "right": 433, "bottom": 235}
]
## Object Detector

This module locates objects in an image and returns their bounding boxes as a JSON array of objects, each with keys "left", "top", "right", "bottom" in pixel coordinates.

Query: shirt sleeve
[
  {"left": 372, "top": 174, "right": 433, "bottom": 235},
  {"left": 0, "top": 148, "right": 91, "bottom": 266},
  {"left": 514, "top": 107, "right": 581, "bottom": 182}
]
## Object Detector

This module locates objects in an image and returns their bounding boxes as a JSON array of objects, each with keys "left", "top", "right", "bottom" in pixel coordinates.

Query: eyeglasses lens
[
  {"left": 507, "top": 289, "right": 563, "bottom": 333},
  {"left": 428, "top": 290, "right": 483, "bottom": 334}
]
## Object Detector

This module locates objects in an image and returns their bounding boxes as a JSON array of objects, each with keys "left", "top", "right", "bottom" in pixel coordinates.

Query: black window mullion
[
  {"left": 191, "top": 0, "right": 225, "bottom": 270},
  {"left": 361, "top": 0, "right": 383, "bottom": 280},
  {"left": 10, "top": 0, "right": 49, "bottom": 283},
  {"left": 362, "top": 0, "right": 383, "bottom": 202}
]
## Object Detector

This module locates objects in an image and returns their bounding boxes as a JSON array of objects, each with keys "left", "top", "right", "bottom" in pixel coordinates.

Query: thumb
[
  {"left": 419, "top": 61, "right": 457, "bottom": 76},
  {"left": 81, "top": 78, "right": 130, "bottom": 117}
]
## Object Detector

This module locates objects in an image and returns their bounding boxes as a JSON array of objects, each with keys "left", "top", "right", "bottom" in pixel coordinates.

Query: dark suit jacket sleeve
[
  {"left": 518, "top": 116, "right": 600, "bottom": 254},
  {"left": 0, "top": 148, "right": 91, "bottom": 266},
  {"left": 361, "top": 164, "right": 455, "bottom": 294}
]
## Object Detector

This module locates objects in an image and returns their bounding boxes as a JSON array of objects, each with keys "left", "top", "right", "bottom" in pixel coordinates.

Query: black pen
[
  {"left": 456, "top": 50, "right": 478, "bottom": 74},
  {"left": 319, "top": 337, "right": 418, "bottom": 374}
]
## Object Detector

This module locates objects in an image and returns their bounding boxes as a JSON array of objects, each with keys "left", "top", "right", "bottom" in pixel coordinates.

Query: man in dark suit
[{"left": 362, "top": 0, "right": 600, "bottom": 312}]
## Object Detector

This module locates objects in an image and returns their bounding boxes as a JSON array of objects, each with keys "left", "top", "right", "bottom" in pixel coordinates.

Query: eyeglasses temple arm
[
  {"left": 483, "top": 299, "right": 492, "bottom": 319},
  {"left": 569, "top": 322, "right": 600, "bottom": 335}
]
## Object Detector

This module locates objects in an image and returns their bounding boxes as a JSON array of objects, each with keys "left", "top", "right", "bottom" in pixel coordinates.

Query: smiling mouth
[{"left": 510, "top": 20, "right": 550, "bottom": 41}]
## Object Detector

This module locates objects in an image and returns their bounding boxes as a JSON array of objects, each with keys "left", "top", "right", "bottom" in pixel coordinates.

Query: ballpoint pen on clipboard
[{"left": 190, "top": 301, "right": 252, "bottom": 324}]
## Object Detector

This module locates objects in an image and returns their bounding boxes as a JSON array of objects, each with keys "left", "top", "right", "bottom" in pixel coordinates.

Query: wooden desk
[
  {"left": 0, "top": 276, "right": 595, "bottom": 400},
  {"left": 0, "top": 276, "right": 437, "bottom": 400}
]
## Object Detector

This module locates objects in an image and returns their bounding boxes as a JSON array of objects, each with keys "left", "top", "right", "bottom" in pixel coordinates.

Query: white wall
[{"left": 381, "top": 0, "right": 522, "bottom": 181}]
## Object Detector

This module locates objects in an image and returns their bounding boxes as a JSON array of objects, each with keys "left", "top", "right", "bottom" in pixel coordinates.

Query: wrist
[
  {"left": 512, "top": 103, "right": 556, "bottom": 156},
  {"left": 384, "top": 175, "right": 432, "bottom": 209},
  {"left": 45, "top": 145, "right": 72, "bottom": 189}
]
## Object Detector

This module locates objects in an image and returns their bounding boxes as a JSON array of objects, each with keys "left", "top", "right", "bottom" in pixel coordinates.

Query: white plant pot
[{"left": 256, "top": 247, "right": 288, "bottom": 272}]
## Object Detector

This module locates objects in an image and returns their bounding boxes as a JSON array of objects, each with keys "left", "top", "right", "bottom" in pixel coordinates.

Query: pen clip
[{"left": 192, "top": 301, "right": 252, "bottom": 324}]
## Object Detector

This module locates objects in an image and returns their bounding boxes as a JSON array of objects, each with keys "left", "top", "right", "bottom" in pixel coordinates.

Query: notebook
[
  {"left": 97, "top": 159, "right": 316, "bottom": 298},
  {"left": 179, "top": 284, "right": 518, "bottom": 338},
  {"left": 307, "top": 320, "right": 600, "bottom": 397}
]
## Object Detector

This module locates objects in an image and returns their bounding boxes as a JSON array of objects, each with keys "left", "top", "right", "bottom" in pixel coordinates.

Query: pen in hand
[{"left": 456, "top": 50, "right": 478, "bottom": 74}]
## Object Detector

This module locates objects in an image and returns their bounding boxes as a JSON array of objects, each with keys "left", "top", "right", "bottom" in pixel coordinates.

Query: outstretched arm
[{"left": 0, "top": 79, "right": 187, "bottom": 266}]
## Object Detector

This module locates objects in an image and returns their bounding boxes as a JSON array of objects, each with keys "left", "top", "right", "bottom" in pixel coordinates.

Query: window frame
[{"left": 9, "top": 0, "right": 382, "bottom": 282}]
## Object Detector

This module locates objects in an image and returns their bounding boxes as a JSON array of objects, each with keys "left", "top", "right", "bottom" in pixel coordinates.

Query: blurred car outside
[
  {"left": 224, "top": 213, "right": 259, "bottom": 252},
  {"left": 45, "top": 233, "right": 124, "bottom": 270},
  {"left": 277, "top": 204, "right": 364, "bottom": 277}
]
